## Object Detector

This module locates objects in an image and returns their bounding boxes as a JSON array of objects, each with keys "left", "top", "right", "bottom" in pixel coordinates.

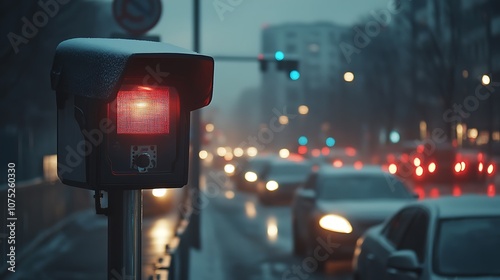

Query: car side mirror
[{"left": 386, "top": 250, "right": 421, "bottom": 279}]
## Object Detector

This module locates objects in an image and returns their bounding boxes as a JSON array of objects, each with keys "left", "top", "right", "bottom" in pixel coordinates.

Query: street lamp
[
  {"left": 298, "top": 105, "right": 309, "bottom": 115},
  {"left": 344, "top": 72, "right": 354, "bottom": 82}
]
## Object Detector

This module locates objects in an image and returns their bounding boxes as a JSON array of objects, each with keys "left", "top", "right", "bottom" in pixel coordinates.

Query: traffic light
[
  {"left": 258, "top": 52, "right": 300, "bottom": 80},
  {"left": 298, "top": 136, "right": 308, "bottom": 146},
  {"left": 51, "top": 38, "right": 214, "bottom": 190},
  {"left": 277, "top": 59, "right": 300, "bottom": 80}
]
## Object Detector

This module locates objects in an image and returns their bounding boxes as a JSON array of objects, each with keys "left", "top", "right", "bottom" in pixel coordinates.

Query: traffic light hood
[{"left": 51, "top": 38, "right": 214, "bottom": 111}]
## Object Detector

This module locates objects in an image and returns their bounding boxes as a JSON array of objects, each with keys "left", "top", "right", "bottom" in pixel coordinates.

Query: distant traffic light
[
  {"left": 326, "top": 137, "right": 336, "bottom": 147},
  {"left": 258, "top": 52, "right": 300, "bottom": 80},
  {"left": 298, "top": 136, "right": 308, "bottom": 146},
  {"left": 275, "top": 51, "right": 285, "bottom": 61}
]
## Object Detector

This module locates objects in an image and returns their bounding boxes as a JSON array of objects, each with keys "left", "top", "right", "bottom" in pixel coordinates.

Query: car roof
[
  {"left": 414, "top": 195, "right": 500, "bottom": 219},
  {"left": 317, "top": 165, "right": 391, "bottom": 177}
]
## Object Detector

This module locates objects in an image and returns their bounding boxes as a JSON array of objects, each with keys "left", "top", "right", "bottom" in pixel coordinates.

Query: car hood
[
  {"left": 316, "top": 199, "right": 409, "bottom": 221},
  {"left": 266, "top": 175, "right": 306, "bottom": 185}
]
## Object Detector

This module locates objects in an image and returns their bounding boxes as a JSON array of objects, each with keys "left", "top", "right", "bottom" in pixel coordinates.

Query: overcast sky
[{"left": 149, "top": 0, "right": 391, "bottom": 118}]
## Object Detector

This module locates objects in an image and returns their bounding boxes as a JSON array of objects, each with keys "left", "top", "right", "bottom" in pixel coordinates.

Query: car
[
  {"left": 255, "top": 158, "right": 312, "bottom": 205},
  {"left": 353, "top": 195, "right": 500, "bottom": 280},
  {"left": 291, "top": 165, "right": 417, "bottom": 266},
  {"left": 233, "top": 154, "right": 277, "bottom": 192}
]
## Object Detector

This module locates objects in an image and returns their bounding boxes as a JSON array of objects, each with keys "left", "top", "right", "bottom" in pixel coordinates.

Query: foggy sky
[{"left": 149, "top": 0, "right": 391, "bottom": 118}]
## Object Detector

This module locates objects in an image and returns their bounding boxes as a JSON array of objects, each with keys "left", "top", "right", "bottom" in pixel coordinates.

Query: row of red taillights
[{"left": 387, "top": 160, "right": 495, "bottom": 177}]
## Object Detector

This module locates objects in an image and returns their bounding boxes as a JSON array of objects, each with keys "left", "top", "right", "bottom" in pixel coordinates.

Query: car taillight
[
  {"left": 388, "top": 163, "right": 397, "bottom": 174},
  {"left": 116, "top": 87, "right": 170, "bottom": 134},
  {"left": 415, "top": 166, "right": 424, "bottom": 177},
  {"left": 487, "top": 164, "right": 494, "bottom": 175},
  {"left": 478, "top": 162, "right": 484, "bottom": 172},
  {"left": 487, "top": 184, "right": 496, "bottom": 197},
  {"left": 354, "top": 161, "right": 363, "bottom": 170},
  {"left": 333, "top": 160, "right": 343, "bottom": 168},
  {"left": 428, "top": 162, "right": 436, "bottom": 173},
  {"left": 413, "top": 158, "right": 421, "bottom": 167},
  {"left": 454, "top": 162, "right": 461, "bottom": 173}
]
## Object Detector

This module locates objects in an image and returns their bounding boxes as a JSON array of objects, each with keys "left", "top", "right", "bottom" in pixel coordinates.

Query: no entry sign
[{"left": 113, "top": 0, "right": 162, "bottom": 36}]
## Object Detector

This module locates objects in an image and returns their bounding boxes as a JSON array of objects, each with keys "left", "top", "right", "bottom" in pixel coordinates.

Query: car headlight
[
  {"left": 319, "top": 214, "right": 353, "bottom": 233},
  {"left": 245, "top": 171, "right": 257, "bottom": 182},
  {"left": 152, "top": 188, "right": 167, "bottom": 198},
  {"left": 265, "top": 180, "right": 279, "bottom": 191},
  {"left": 224, "top": 163, "right": 235, "bottom": 175}
]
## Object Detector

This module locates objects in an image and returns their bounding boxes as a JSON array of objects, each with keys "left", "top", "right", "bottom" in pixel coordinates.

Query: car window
[
  {"left": 434, "top": 217, "right": 500, "bottom": 276},
  {"left": 316, "top": 174, "right": 412, "bottom": 200},
  {"left": 397, "top": 210, "right": 429, "bottom": 262},
  {"left": 383, "top": 208, "right": 417, "bottom": 246}
]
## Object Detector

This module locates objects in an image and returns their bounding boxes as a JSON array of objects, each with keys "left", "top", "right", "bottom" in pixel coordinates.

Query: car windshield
[
  {"left": 247, "top": 158, "right": 271, "bottom": 174},
  {"left": 435, "top": 217, "right": 500, "bottom": 276},
  {"left": 316, "top": 174, "right": 411, "bottom": 200}
]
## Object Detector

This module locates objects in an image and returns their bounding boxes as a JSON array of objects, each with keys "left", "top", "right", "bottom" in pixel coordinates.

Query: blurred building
[
  {"left": 458, "top": 0, "right": 500, "bottom": 148},
  {"left": 259, "top": 22, "right": 347, "bottom": 150}
]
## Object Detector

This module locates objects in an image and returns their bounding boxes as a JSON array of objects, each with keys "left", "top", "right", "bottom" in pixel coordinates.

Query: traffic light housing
[
  {"left": 259, "top": 54, "right": 299, "bottom": 80},
  {"left": 51, "top": 38, "right": 214, "bottom": 190}
]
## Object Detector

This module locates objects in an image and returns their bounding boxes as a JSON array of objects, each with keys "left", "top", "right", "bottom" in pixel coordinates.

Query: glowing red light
[
  {"left": 487, "top": 164, "right": 494, "bottom": 175},
  {"left": 414, "top": 186, "right": 425, "bottom": 200},
  {"left": 345, "top": 147, "right": 357, "bottom": 157},
  {"left": 388, "top": 163, "right": 397, "bottom": 174},
  {"left": 477, "top": 153, "right": 484, "bottom": 161},
  {"left": 487, "top": 184, "right": 496, "bottom": 197},
  {"left": 354, "top": 161, "right": 363, "bottom": 170},
  {"left": 478, "top": 162, "right": 484, "bottom": 172},
  {"left": 416, "top": 145, "right": 424, "bottom": 153},
  {"left": 298, "top": 146, "right": 308, "bottom": 155},
  {"left": 415, "top": 166, "right": 424, "bottom": 177},
  {"left": 321, "top": 147, "right": 330, "bottom": 156},
  {"left": 430, "top": 188, "right": 440, "bottom": 198},
  {"left": 312, "top": 149, "right": 321, "bottom": 157},
  {"left": 400, "top": 154, "right": 409, "bottom": 163},
  {"left": 116, "top": 88, "right": 169, "bottom": 134},
  {"left": 428, "top": 162, "right": 436, "bottom": 173},
  {"left": 386, "top": 154, "right": 396, "bottom": 162},
  {"left": 452, "top": 185, "right": 462, "bottom": 197},
  {"left": 258, "top": 53, "right": 264, "bottom": 60},
  {"left": 333, "top": 160, "right": 343, "bottom": 168},
  {"left": 454, "top": 162, "right": 461, "bottom": 173}
]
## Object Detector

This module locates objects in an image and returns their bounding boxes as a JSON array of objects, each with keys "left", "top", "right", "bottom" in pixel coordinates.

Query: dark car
[
  {"left": 233, "top": 154, "right": 277, "bottom": 192},
  {"left": 256, "top": 158, "right": 312, "bottom": 205},
  {"left": 291, "top": 165, "right": 417, "bottom": 267},
  {"left": 353, "top": 195, "right": 500, "bottom": 280}
]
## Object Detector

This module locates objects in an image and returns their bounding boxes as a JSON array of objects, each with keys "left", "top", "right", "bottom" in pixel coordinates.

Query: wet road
[
  {"left": 3, "top": 168, "right": 497, "bottom": 280},
  {"left": 190, "top": 168, "right": 498, "bottom": 280},
  {"left": 191, "top": 189, "right": 352, "bottom": 280}
]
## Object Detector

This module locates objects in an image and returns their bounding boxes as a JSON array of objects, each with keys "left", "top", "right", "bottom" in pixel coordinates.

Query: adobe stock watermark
[
  {"left": 213, "top": 0, "right": 245, "bottom": 21},
  {"left": 282, "top": 236, "right": 340, "bottom": 279},
  {"left": 57, "top": 63, "right": 170, "bottom": 176},
  {"left": 7, "top": 0, "right": 72, "bottom": 54},
  {"left": 340, "top": 0, "right": 404, "bottom": 63},
  {"left": 383, "top": 78, "right": 500, "bottom": 188}
]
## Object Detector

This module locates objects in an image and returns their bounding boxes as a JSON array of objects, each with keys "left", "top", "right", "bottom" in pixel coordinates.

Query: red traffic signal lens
[{"left": 116, "top": 87, "right": 169, "bottom": 134}]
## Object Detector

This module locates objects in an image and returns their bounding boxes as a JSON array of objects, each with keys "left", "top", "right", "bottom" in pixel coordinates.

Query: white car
[{"left": 353, "top": 195, "right": 500, "bottom": 280}]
